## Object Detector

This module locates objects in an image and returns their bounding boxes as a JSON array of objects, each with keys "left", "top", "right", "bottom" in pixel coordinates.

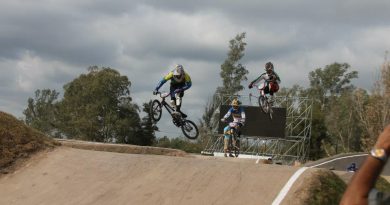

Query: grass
[
  {"left": 304, "top": 169, "right": 347, "bottom": 205},
  {"left": 375, "top": 176, "right": 390, "bottom": 193},
  {"left": 0, "top": 111, "right": 58, "bottom": 172}
]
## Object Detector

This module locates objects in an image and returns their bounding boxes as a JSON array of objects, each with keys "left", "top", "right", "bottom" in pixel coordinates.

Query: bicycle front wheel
[
  {"left": 150, "top": 100, "right": 162, "bottom": 122},
  {"left": 258, "top": 96, "right": 269, "bottom": 114},
  {"left": 181, "top": 120, "right": 199, "bottom": 139},
  {"left": 233, "top": 138, "right": 240, "bottom": 157}
]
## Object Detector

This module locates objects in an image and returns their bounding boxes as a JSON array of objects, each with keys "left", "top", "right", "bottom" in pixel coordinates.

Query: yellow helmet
[{"left": 231, "top": 99, "right": 240, "bottom": 110}]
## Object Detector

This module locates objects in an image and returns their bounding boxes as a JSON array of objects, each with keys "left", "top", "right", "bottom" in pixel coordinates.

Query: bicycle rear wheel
[
  {"left": 150, "top": 100, "right": 162, "bottom": 122},
  {"left": 269, "top": 107, "right": 273, "bottom": 120},
  {"left": 181, "top": 120, "right": 199, "bottom": 139}
]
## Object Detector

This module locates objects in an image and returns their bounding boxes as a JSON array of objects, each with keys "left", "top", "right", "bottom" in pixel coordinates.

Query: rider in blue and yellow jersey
[
  {"left": 221, "top": 98, "right": 245, "bottom": 157},
  {"left": 153, "top": 64, "right": 192, "bottom": 117}
]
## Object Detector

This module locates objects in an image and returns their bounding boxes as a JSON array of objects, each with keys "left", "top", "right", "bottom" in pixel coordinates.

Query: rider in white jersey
[{"left": 248, "top": 62, "right": 281, "bottom": 104}]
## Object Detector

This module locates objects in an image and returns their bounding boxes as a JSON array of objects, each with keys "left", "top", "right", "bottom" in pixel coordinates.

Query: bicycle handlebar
[{"left": 154, "top": 91, "right": 173, "bottom": 99}]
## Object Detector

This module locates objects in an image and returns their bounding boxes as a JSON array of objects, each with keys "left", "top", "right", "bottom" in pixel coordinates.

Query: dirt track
[{"left": 0, "top": 147, "right": 301, "bottom": 205}]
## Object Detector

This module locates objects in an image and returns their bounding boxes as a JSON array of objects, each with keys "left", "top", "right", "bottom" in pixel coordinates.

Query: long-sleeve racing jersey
[
  {"left": 155, "top": 70, "right": 192, "bottom": 91},
  {"left": 250, "top": 71, "right": 281, "bottom": 86},
  {"left": 222, "top": 107, "right": 246, "bottom": 124}
]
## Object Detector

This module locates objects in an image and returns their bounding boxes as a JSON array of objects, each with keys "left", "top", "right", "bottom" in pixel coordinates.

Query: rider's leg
[
  {"left": 176, "top": 92, "right": 187, "bottom": 118},
  {"left": 269, "top": 82, "right": 278, "bottom": 105},
  {"left": 169, "top": 86, "right": 177, "bottom": 109},
  {"left": 269, "top": 91, "right": 275, "bottom": 104},
  {"left": 264, "top": 85, "right": 273, "bottom": 103},
  {"left": 175, "top": 91, "right": 184, "bottom": 111}
]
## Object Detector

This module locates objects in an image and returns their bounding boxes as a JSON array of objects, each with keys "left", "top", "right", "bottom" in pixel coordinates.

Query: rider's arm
[
  {"left": 340, "top": 124, "right": 390, "bottom": 205},
  {"left": 250, "top": 76, "right": 261, "bottom": 85},
  {"left": 222, "top": 108, "right": 233, "bottom": 120},
  {"left": 240, "top": 108, "right": 246, "bottom": 125},
  {"left": 181, "top": 73, "right": 192, "bottom": 91},
  {"left": 155, "top": 72, "right": 173, "bottom": 91},
  {"left": 273, "top": 72, "right": 281, "bottom": 84},
  {"left": 250, "top": 73, "right": 267, "bottom": 86}
]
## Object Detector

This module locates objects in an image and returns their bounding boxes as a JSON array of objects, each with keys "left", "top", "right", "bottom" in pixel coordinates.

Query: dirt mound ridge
[
  {"left": 0, "top": 111, "right": 58, "bottom": 172},
  {"left": 58, "top": 139, "right": 187, "bottom": 157}
]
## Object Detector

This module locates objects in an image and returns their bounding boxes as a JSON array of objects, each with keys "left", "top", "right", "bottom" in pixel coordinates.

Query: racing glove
[{"left": 248, "top": 83, "right": 253, "bottom": 89}]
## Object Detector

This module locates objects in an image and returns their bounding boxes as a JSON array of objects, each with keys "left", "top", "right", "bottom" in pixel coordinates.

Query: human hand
[
  {"left": 248, "top": 84, "right": 253, "bottom": 89},
  {"left": 374, "top": 124, "right": 390, "bottom": 153},
  {"left": 153, "top": 90, "right": 158, "bottom": 95},
  {"left": 221, "top": 118, "right": 226, "bottom": 122}
]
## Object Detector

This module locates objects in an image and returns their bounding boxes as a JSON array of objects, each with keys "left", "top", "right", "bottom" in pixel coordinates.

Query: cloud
[{"left": 1, "top": 0, "right": 390, "bottom": 139}]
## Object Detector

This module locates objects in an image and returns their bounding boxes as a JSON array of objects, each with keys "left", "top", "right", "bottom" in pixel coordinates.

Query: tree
[
  {"left": 354, "top": 60, "right": 390, "bottom": 151},
  {"left": 199, "top": 32, "right": 248, "bottom": 145},
  {"left": 138, "top": 101, "right": 158, "bottom": 146},
  {"left": 307, "top": 62, "right": 358, "bottom": 158},
  {"left": 216, "top": 32, "right": 249, "bottom": 96},
  {"left": 308, "top": 62, "right": 358, "bottom": 109},
  {"left": 58, "top": 66, "right": 141, "bottom": 143},
  {"left": 23, "top": 89, "right": 60, "bottom": 136},
  {"left": 323, "top": 90, "right": 362, "bottom": 155}
]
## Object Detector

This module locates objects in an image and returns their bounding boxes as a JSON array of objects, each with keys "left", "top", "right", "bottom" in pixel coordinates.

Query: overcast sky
[{"left": 1, "top": 0, "right": 390, "bottom": 137}]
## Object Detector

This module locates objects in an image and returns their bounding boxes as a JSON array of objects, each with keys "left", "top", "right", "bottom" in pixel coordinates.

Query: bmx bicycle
[
  {"left": 250, "top": 81, "right": 274, "bottom": 120},
  {"left": 222, "top": 121, "right": 241, "bottom": 157},
  {"left": 258, "top": 92, "right": 273, "bottom": 120},
  {"left": 150, "top": 91, "right": 199, "bottom": 139}
]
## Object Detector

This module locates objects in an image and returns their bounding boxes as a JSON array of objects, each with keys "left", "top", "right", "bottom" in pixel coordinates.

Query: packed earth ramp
[{"left": 0, "top": 146, "right": 304, "bottom": 205}]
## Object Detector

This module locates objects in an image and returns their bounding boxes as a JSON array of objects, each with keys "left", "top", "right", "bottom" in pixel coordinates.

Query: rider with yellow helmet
[{"left": 221, "top": 98, "right": 246, "bottom": 157}]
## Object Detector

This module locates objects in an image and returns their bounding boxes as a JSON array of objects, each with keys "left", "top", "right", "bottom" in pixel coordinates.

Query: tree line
[
  {"left": 22, "top": 33, "right": 390, "bottom": 159},
  {"left": 23, "top": 66, "right": 156, "bottom": 146}
]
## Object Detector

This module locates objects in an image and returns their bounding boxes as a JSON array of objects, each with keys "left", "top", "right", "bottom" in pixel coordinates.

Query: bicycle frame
[
  {"left": 157, "top": 92, "right": 177, "bottom": 116},
  {"left": 151, "top": 91, "right": 199, "bottom": 139},
  {"left": 226, "top": 122, "right": 241, "bottom": 157}
]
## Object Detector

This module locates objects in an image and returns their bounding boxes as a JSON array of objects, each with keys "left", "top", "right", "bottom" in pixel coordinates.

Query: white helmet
[{"left": 173, "top": 64, "right": 185, "bottom": 82}]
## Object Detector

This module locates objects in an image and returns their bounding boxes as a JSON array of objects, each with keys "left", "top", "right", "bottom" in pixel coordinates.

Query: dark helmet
[{"left": 265, "top": 62, "right": 274, "bottom": 74}]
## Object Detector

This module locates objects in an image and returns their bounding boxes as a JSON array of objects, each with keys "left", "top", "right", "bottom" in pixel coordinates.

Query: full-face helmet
[
  {"left": 173, "top": 64, "right": 185, "bottom": 81},
  {"left": 265, "top": 62, "right": 274, "bottom": 74}
]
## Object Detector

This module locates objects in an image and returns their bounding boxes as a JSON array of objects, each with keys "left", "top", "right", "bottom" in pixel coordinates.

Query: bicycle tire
[
  {"left": 181, "top": 120, "right": 199, "bottom": 139},
  {"left": 269, "top": 107, "right": 273, "bottom": 120},
  {"left": 258, "top": 96, "right": 268, "bottom": 114},
  {"left": 150, "top": 100, "right": 162, "bottom": 122}
]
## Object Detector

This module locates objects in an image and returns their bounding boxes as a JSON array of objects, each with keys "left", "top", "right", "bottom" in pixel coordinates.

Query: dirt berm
[{"left": 0, "top": 111, "right": 350, "bottom": 205}]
